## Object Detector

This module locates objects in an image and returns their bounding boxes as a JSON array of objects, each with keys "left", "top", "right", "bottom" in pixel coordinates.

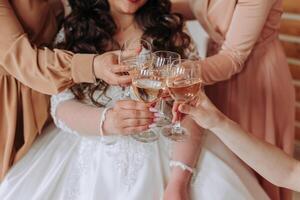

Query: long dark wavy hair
[{"left": 56, "top": 0, "right": 191, "bottom": 107}]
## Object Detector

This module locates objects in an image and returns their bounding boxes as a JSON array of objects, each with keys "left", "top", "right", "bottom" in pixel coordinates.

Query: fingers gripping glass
[
  {"left": 162, "top": 59, "right": 203, "bottom": 142},
  {"left": 131, "top": 68, "right": 165, "bottom": 143}
]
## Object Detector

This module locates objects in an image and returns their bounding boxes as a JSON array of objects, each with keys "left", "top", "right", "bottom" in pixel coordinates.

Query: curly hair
[{"left": 56, "top": 0, "right": 191, "bottom": 107}]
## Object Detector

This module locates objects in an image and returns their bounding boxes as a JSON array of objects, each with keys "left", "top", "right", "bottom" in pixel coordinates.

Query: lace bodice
[{"left": 50, "top": 85, "right": 128, "bottom": 135}]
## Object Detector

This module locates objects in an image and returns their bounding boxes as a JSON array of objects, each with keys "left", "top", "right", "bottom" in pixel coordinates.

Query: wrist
[
  {"left": 102, "top": 108, "right": 112, "bottom": 136},
  {"left": 207, "top": 110, "right": 228, "bottom": 130},
  {"left": 169, "top": 167, "right": 192, "bottom": 186},
  {"left": 167, "top": 179, "right": 190, "bottom": 197},
  {"left": 93, "top": 54, "right": 104, "bottom": 80},
  {"left": 210, "top": 114, "right": 231, "bottom": 133}
]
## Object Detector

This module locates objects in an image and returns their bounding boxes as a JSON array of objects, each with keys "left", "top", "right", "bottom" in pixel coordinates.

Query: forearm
[
  {"left": 0, "top": 0, "right": 95, "bottom": 94},
  {"left": 55, "top": 100, "right": 103, "bottom": 136},
  {"left": 200, "top": 53, "right": 243, "bottom": 85},
  {"left": 190, "top": 0, "right": 276, "bottom": 85},
  {"left": 169, "top": 117, "right": 203, "bottom": 184},
  {"left": 211, "top": 119, "right": 300, "bottom": 191}
]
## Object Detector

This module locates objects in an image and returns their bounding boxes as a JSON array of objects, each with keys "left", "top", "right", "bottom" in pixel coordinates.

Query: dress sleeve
[
  {"left": 0, "top": 0, "right": 96, "bottom": 95},
  {"left": 50, "top": 90, "right": 81, "bottom": 135},
  {"left": 198, "top": 0, "right": 275, "bottom": 84}
]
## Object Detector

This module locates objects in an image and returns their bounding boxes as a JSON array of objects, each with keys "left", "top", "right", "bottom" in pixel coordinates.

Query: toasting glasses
[
  {"left": 152, "top": 51, "right": 181, "bottom": 127},
  {"left": 161, "top": 59, "right": 203, "bottom": 142}
]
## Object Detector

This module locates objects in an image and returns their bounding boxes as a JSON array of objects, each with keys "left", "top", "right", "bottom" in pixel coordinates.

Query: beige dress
[
  {"left": 0, "top": 0, "right": 96, "bottom": 180},
  {"left": 189, "top": 0, "right": 295, "bottom": 200}
]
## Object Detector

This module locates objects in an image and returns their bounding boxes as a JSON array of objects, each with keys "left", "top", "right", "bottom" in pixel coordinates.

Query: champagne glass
[
  {"left": 131, "top": 68, "right": 165, "bottom": 143},
  {"left": 162, "top": 59, "right": 202, "bottom": 142},
  {"left": 120, "top": 54, "right": 154, "bottom": 77},
  {"left": 152, "top": 51, "right": 181, "bottom": 127},
  {"left": 119, "top": 38, "right": 152, "bottom": 98},
  {"left": 104, "top": 55, "right": 154, "bottom": 145}
]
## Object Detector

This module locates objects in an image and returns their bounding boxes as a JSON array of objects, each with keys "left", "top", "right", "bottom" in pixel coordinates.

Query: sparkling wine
[
  {"left": 152, "top": 69, "right": 168, "bottom": 89},
  {"left": 167, "top": 78, "right": 202, "bottom": 102},
  {"left": 132, "top": 79, "right": 164, "bottom": 103}
]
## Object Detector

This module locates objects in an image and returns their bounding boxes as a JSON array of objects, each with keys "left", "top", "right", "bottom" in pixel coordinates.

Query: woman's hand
[
  {"left": 173, "top": 92, "right": 226, "bottom": 130},
  {"left": 103, "top": 100, "right": 158, "bottom": 135},
  {"left": 93, "top": 50, "right": 136, "bottom": 86}
]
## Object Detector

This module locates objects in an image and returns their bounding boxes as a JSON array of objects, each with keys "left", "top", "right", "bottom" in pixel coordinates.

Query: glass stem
[
  {"left": 125, "top": 87, "right": 131, "bottom": 98},
  {"left": 158, "top": 98, "right": 165, "bottom": 116},
  {"left": 172, "top": 121, "right": 182, "bottom": 134},
  {"left": 122, "top": 86, "right": 131, "bottom": 99}
]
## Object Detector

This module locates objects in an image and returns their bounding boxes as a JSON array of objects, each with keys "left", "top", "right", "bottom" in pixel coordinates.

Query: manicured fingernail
[
  {"left": 154, "top": 112, "right": 164, "bottom": 117},
  {"left": 149, "top": 123, "right": 157, "bottom": 128},
  {"left": 149, "top": 107, "right": 158, "bottom": 112}
]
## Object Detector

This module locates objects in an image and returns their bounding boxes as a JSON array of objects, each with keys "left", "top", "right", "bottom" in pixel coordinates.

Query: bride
[{"left": 0, "top": 0, "right": 270, "bottom": 199}]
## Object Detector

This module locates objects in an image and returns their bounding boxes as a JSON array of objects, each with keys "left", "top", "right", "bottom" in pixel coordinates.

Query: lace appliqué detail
[
  {"left": 64, "top": 139, "right": 99, "bottom": 200},
  {"left": 105, "top": 137, "right": 154, "bottom": 191},
  {"left": 98, "top": 87, "right": 155, "bottom": 191},
  {"left": 50, "top": 29, "right": 158, "bottom": 193},
  {"left": 50, "top": 88, "right": 155, "bottom": 191},
  {"left": 51, "top": 90, "right": 100, "bottom": 199},
  {"left": 50, "top": 90, "right": 81, "bottom": 136}
]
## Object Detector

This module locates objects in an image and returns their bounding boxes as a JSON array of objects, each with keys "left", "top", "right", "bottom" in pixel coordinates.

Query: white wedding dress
[
  {"left": 0, "top": 28, "right": 270, "bottom": 200},
  {"left": 0, "top": 86, "right": 270, "bottom": 200}
]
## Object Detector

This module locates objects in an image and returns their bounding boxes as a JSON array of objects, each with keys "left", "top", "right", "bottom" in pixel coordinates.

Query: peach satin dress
[
  {"left": 190, "top": 0, "right": 295, "bottom": 199},
  {"left": 0, "top": 0, "right": 96, "bottom": 180}
]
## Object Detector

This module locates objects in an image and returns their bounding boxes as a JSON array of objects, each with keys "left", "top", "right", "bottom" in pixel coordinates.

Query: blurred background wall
[{"left": 280, "top": 0, "right": 300, "bottom": 151}]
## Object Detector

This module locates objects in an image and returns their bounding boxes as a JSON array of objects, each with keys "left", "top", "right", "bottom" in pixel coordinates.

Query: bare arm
[
  {"left": 164, "top": 116, "right": 203, "bottom": 199},
  {"left": 211, "top": 119, "right": 300, "bottom": 192},
  {"left": 169, "top": 117, "right": 203, "bottom": 182},
  {"left": 178, "top": 94, "right": 300, "bottom": 192}
]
